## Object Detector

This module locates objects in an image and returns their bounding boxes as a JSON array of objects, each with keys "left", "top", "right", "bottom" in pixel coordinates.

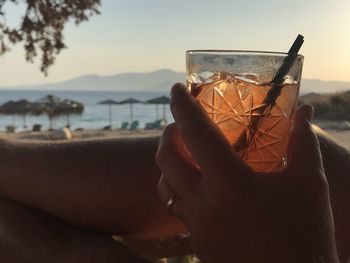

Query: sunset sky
[{"left": 0, "top": 0, "right": 349, "bottom": 86}]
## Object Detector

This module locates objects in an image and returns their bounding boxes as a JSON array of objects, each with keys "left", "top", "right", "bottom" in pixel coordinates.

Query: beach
[
  {"left": 0, "top": 128, "right": 163, "bottom": 141},
  {"left": 0, "top": 89, "right": 348, "bottom": 153},
  {"left": 0, "top": 90, "right": 173, "bottom": 132},
  {"left": 323, "top": 130, "right": 350, "bottom": 151},
  {"left": 0, "top": 125, "right": 348, "bottom": 152}
]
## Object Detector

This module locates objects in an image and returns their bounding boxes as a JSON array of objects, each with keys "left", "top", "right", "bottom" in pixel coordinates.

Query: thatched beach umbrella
[
  {"left": 57, "top": 99, "right": 84, "bottom": 127},
  {"left": 0, "top": 100, "right": 16, "bottom": 127},
  {"left": 35, "top": 95, "right": 84, "bottom": 130},
  {"left": 13, "top": 99, "right": 34, "bottom": 129},
  {"left": 34, "top": 94, "right": 63, "bottom": 130},
  {"left": 118, "top": 98, "right": 142, "bottom": 123},
  {"left": 146, "top": 96, "right": 170, "bottom": 121},
  {"left": 0, "top": 99, "right": 34, "bottom": 129},
  {"left": 98, "top": 99, "right": 120, "bottom": 127}
]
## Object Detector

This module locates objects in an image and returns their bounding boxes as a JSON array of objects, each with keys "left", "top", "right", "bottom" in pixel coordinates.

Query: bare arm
[
  {"left": 0, "top": 197, "right": 151, "bottom": 263},
  {"left": 0, "top": 129, "right": 348, "bottom": 260},
  {"left": 0, "top": 136, "right": 185, "bottom": 238}
]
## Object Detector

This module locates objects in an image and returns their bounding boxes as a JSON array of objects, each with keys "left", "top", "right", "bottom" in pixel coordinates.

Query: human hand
[{"left": 156, "top": 83, "right": 339, "bottom": 263}]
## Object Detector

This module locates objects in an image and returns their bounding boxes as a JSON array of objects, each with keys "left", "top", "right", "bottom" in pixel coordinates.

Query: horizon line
[{"left": 0, "top": 68, "right": 350, "bottom": 88}]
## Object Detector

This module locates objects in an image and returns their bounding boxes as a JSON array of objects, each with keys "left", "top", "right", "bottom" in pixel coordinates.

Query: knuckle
[
  {"left": 155, "top": 150, "right": 163, "bottom": 167},
  {"left": 155, "top": 147, "right": 167, "bottom": 168},
  {"left": 156, "top": 125, "right": 177, "bottom": 167}
]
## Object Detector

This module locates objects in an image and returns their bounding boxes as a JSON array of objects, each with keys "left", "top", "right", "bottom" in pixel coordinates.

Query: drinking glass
[{"left": 186, "top": 50, "right": 304, "bottom": 172}]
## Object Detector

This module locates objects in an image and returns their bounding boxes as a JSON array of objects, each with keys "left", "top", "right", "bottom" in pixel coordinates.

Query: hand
[{"left": 156, "top": 83, "right": 339, "bottom": 263}]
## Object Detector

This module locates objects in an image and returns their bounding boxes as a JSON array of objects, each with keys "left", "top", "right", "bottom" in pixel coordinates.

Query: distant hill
[
  {"left": 0, "top": 69, "right": 349, "bottom": 94},
  {"left": 0, "top": 69, "right": 185, "bottom": 92}
]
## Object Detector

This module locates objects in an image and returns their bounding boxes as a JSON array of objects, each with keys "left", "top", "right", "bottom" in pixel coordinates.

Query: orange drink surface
[
  {"left": 188, "top": 71, "right": 300, "bottom": 172},
  {"left": 186, "top": 51, "right": 303, "bottom": 172}
]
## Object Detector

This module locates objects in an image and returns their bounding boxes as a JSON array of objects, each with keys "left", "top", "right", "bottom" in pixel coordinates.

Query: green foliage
[
  {"left": 327, "top": 94, "right": 350, "bottom": 120},
  {"left": 312, "top": 102, "right": 329, "bottom": 118},
  {"left": 299, "top": 90, "right": 350, "bottom": 121},
  {"left": 0, "top": 0, "right": 100, "bottom": 74}
]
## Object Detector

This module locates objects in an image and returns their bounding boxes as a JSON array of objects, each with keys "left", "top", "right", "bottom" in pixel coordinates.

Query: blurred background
[{"left": 0, "top": 0, "right": 348, "bottom": 149}]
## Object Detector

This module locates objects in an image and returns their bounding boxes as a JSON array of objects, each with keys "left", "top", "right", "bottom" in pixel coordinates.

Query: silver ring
[{"left": 165, "top": 195, "right": 179, "bottom": 214}]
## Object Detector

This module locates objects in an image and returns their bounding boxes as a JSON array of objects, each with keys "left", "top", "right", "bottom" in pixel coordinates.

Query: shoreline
[
  {"left": 0, "top": 127, "right": 348, "bottom": 151},
  {"left": 0, "top": 129, "right": 163, "bottom": 141}
]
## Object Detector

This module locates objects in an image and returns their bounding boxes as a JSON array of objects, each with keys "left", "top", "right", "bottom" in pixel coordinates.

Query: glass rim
[{"left": 186, "top": 49, "right": 304, "bottom": 58}]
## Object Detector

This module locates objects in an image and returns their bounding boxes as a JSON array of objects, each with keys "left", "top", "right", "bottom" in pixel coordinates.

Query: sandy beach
[
  {"left": 323, "top": 130, "right": 350, "bottom": 151},
  {"left": 0, "top": 126, "right": 348, "bottom": 152},
  {"left": 0, "top": 129, "right": 163, "bottom": 141}
]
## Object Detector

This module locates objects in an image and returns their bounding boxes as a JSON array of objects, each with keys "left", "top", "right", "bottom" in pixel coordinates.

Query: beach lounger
[
  {"left": 151, "top": 120, "right": 161, "bottom": 129},
  {"left": 6, "top": 125, "right": 16, "bottom": 133},
  {"left": 32, "top": 124, "right": 42, "bottom": 132},
  {"left": 144, "top": 119, "right": 168, "bottom": 130},
  {"left": 144, "top": 122, "right": 155, "bottom": 130},
  {"left": 120, "top": 122, "right": 129, "bottom": 130},
  {"left": 153, "top": 119, "right": 167, "bottom": 130},
  {"left": 129, "top": 120, "right": 139, "bottom": 131}
]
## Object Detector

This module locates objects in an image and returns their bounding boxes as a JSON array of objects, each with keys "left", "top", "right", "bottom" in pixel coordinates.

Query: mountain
[
  {"left": 0, "top": 69, "right": 349, "bottom": 94},
  {"left": 300, "top": 79, "right": 350, "bottom": 94},
  {"left": 0, "top": 69, "right": 185, "bottom": 92}
]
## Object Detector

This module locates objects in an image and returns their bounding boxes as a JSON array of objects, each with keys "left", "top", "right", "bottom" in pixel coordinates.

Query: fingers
[
  {"left": 170, "top": 83, "right": 251, "bottom": 179},
  {"left": 287, "top": 104, "right": 324, "bottom": 174},
  {"left": 156, "top": 124, "right": 201, "bottom": 196}
]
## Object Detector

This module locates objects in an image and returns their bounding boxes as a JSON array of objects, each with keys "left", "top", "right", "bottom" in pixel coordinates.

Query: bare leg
[
  {"left": 0, "top": 136, "right": 185, "bottom": 237},
  {"left": 0, "top": 196, "right": 151, "bottom": 263}
]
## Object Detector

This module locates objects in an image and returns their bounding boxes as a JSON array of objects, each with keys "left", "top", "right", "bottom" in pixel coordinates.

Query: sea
[{"left": 0, "top": 90, "right": 174, "bottom": 132}]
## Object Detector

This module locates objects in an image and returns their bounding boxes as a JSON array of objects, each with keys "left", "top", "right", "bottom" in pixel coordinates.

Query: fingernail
[{"left": 171, "top": 83, "right": 187, "bottom": 98}]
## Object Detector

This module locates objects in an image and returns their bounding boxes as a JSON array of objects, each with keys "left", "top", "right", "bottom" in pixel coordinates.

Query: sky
[{"left": 0, "top": 0, "right": 349, "bottom": 86}]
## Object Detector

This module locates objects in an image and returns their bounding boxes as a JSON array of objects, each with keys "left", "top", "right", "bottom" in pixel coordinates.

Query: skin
[
  {"left": 0, "top": 197, "right": 151, "bottom": 263},
  {"left": 157, "top": 83, "right": 340, "bottom": 263},
  {"left": 0, "top": 91, "right": 348, "bottom": 261},
  {"left": 315, "top": 126, "right": 350, "bottom": 263},
  {"left": 0, "top": 137, "right": 186, "bottom": 262},
  {"left": 0, "top": 136, "right": 185, "bottom": 238}
]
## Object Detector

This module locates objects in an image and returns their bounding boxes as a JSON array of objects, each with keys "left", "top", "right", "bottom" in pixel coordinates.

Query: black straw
[
  {"left": 264, "top": 34, "right": 304, "bottom": 105},
  {"left": 234, "top": 34, "right": 304, "bottom": 153}
]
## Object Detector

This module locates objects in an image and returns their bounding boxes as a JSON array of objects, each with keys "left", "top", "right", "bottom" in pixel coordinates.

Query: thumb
[{"left": 287, "top": 104, "right": 324, "bottom": 174}]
